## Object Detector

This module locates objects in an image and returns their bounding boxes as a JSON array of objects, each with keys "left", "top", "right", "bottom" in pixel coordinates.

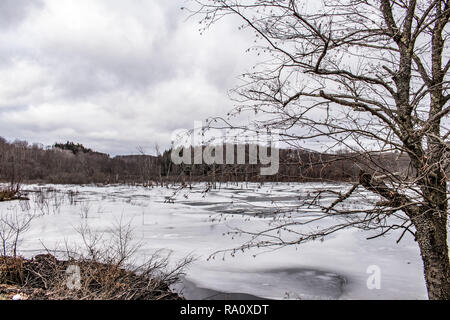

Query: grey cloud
[
  {"left": 0, "top": 0, "right": 43, "bottom": 29},
  {"left": 0, "top": 0, "right": 254, "bottom": 155}
]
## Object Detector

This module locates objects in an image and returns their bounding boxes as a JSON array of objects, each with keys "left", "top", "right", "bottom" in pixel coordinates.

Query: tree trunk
[{"left": 413, "top": 211, "right": 450, "bottom": 300}]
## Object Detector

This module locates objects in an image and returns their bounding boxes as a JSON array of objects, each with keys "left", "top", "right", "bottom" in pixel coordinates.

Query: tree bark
[{"left": 413, "top": 210, "right": 450, "bottom": 300}]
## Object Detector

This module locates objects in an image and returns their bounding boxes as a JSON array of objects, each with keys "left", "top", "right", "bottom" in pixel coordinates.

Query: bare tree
[
  {"left": 154, "top": 143, "right": 164, "bottom": 187},
  {"left": 0, "top": 215, "right": 15, "bottom": 257},
  {"left": 0, "top": 209, "right": 34, "bottom": 257},
  {"left": 190, "top": 0, "right": 450, "bottom": 299}
]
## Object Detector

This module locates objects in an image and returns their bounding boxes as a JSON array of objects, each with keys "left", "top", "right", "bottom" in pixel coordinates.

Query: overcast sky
[{"left": 0, "top": 0, "right": 255, "bottom": 155}]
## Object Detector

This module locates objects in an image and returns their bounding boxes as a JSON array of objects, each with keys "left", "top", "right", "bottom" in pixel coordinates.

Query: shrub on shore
[
  {"left": 0, "top": 254, "right": 185, "bottom": 300},
  {"left": 0, "top": 185, "right": 28, "bottom": 202},
  {"left": 0, "top": 209, "right": 192, "bottom": 300}
]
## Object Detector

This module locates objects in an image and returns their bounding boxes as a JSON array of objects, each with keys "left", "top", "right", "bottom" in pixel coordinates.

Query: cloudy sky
[{"left": 0, "top": 0, "right": 255, "bottom": 155}]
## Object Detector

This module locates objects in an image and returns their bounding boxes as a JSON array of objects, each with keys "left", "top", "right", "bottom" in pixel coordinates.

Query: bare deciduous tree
[
  {"left": 191, "top": 0, "right": 450, "bottom": 299},
  {"left": 0, "top": 209, "right": 34, "bottom": 257}
]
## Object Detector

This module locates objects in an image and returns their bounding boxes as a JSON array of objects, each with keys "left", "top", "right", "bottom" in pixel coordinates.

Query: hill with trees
[{"left": 0, "top": 136, "right": 412, "bottom": 186}]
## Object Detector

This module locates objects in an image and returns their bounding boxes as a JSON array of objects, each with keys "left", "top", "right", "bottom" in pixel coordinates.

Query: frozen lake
[{"left": 0, "top": 182, "right": 430, "bottom": 300}]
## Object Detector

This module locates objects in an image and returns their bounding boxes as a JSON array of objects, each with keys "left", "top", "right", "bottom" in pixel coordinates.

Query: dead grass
[
  {"left": 0, "top": 190, "right": 18, "bottom": 202},
  {"left": 0, "top": 186, "right": 28, "bottom": 202},
  {"left": 0, "top": 254, "right": 185, "bottom": 300}
]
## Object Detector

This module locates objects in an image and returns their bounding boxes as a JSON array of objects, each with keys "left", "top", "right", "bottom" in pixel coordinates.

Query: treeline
[{"left": 0, "top": 137, "right": 410, "bottom": 185}]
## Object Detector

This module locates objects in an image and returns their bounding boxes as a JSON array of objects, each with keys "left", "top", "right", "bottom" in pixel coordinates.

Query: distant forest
[{"left": 0, "top": 137, "right": 411, "bottom": 185}]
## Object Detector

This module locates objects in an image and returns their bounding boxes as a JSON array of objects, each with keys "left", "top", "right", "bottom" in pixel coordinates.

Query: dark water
[
  {"left": 176, "top": 279, "right": 268, "bottom": 300},
  {"left": 175, "top": 268, "right": 346, "bottom": 300}
]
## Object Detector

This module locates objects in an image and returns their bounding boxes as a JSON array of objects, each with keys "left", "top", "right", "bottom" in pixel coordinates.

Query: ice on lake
[{"left": 0, "top": 182, "right": 431, "bottom": 300}]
